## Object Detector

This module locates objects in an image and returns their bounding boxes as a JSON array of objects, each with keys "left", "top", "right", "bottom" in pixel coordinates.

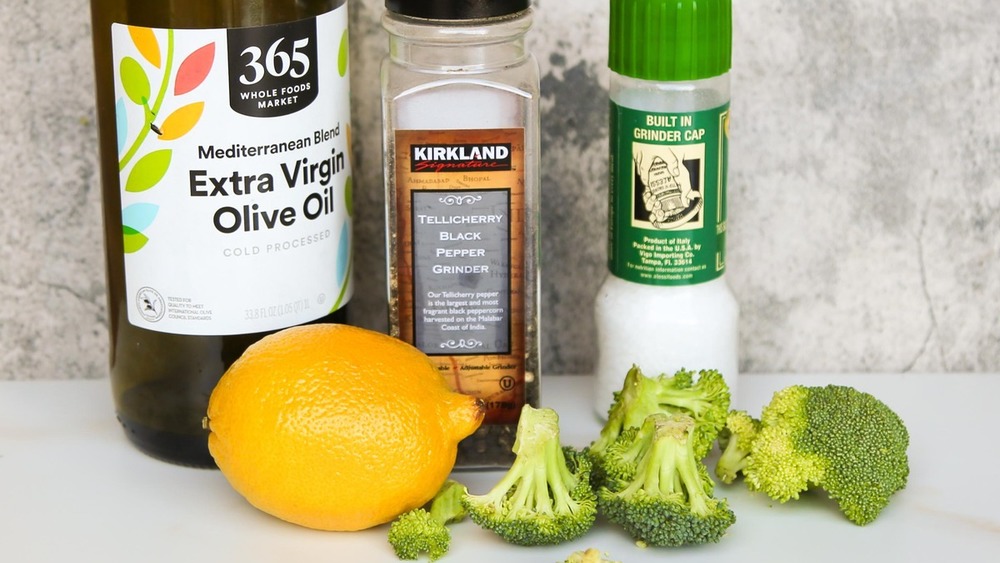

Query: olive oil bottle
[{"left": 89, "top": 0, "right": 353, "bottom": 467}]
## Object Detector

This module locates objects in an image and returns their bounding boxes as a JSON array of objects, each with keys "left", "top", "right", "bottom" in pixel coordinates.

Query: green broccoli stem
[
  {"left": 591, "top": 367, "right": 661, "bottom": 453},
  {"left": 484, "top": 452, "right": 532, "bottom": 512},
  {"left": 530, "top": 458, "right": 553, "bottom": 514},
  {"left": 655, "top": 388, "right": 717, "bottom": 417},
  {"left": 547, "top": 444, "right": 580, "bottom": 514},
  {"left": 716, "top": 440, "right": 749, "bottom": 483},
  {"left": 623, "top": 416, "right": 713, "bottom": 517}
]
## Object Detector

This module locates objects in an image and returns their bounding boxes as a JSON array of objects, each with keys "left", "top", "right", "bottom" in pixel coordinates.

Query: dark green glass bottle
[{"left": 89, "top": 0, "right": 353, "bottom": 467}]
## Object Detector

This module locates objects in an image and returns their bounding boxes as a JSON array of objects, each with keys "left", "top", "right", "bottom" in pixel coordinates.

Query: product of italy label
[
  {"left": 609, "top": 102, "right": 729, "bottom": 285},
  {"left": 111, "top": 5, "right": 353, "bottom": 335},
  {"left": 394, "top": 128, "right": 526, "bottom": 424}
]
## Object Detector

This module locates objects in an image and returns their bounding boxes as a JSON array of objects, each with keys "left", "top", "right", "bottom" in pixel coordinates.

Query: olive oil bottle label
[
  {"left": 609, "top": 102, "right": 729, "bottom": 285},
  {"left": 393, "top": 129, "right": 526, "bottom": 425},
  {"left": 111, "top": 5, "right": 352, "bottom": 335}
]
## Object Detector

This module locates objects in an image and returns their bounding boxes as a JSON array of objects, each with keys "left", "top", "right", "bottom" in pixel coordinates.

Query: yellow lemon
[{"left": 205, "top": 324, "right": 484, "bottom": 531}]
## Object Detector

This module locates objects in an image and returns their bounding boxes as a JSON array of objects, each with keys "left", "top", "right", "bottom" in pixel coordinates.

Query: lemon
[{"left": 205, "top": 324, "right": 484, "bottom": 531}]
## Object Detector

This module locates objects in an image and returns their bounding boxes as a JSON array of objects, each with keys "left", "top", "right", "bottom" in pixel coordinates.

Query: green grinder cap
[{"left": 610, "top": 0, "right": 732, "bottom": 81}]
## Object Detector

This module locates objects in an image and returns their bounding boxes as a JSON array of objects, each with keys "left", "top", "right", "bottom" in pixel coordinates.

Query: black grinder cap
[{"left": 385, "top": 0, "right": 530, "bottom": 20}]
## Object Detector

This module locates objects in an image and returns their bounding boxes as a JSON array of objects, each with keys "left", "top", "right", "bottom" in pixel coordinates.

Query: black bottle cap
[{"left": 386, "top": 0, "right": 529, "bottom": 20}]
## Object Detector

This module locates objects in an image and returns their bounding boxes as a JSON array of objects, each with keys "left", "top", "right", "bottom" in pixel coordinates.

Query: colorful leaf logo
[
  {"left": 129, "top": 26, "right": 161, "bottom": 68},
  {"left": 336, "top": 221, "right": 351, "bottom": 283},
  {"left": 331, "top": 221, "right": 352, "bottom": 312},
  {"left": 122, "top": 203, "right": 160, "bottom": 232},
  {"left": 158, "top": 102, "right": 204, "bottom": 140},
  {"left": 122, "top": 203, "right": 158, "bottom": 253},
  {"left": 117, "top": 30, "right": 214, "bottom": 255},
  {"left": 175, "top": 43, "right": 215, "bottom": 96},
  {"left": 122, "top": 227, "right": 150, "bottom": 254},
  {"left": 338, "top": 30, "right": 349, "bottom": 77},
  {"left": 120, "top": 57, "right": 151, "bottom": 106},
  {"left": 125, "top": 149, "right": 172, "bottom": 193}
]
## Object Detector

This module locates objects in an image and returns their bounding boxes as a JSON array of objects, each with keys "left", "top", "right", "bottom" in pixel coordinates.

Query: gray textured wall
[{"left": 1, "top": 0, "right": 998, "bottom": 380}]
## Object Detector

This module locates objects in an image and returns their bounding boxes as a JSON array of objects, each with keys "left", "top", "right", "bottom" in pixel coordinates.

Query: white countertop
[{"left": 2, "top": 373, "right": 998, "bottom": 562}]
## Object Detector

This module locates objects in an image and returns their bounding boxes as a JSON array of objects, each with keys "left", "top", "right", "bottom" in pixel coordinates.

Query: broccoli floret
[
  {"left": 387, "top": 511, "right": 448, "bottom": 561},
  {"left": 589, "top": 366, "right": 731, "bottom": 470},
  {"left": 388, "top": 480, "right": 467, "bottom": 560},
  {"left": 563, "top": 548, "right": 622, "bottom": 563},
  {"left": 598, "top": 413, "right": 736, "bottom": 547},
  {"left": 462, "top": 405, "right": 597, "bottom": 546},
  {"left": 714, "top": 410, "right": 761, "bottom": 484},
  {"left": 743, "top": 384, "right": 910, "bottom": 525}
]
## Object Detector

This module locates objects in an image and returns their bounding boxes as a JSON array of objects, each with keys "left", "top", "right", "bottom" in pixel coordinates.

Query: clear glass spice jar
[{"left": 381, "top": 0, "right": 541, "bottom": 467}]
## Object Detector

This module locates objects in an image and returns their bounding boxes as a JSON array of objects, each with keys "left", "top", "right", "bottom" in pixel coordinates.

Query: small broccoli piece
[
  {"left": 743, "top": 384, "right": 910, "bottom": 525},
  {"left": 598, "top": 413, "right": 736, "bottom": 547},
  {"left": 462, "top": 405, "right": 597, "bottom": 546},
  {"left": 388, "top": 510, "right": 448, "bottom": 561},
  {"left": 714, "top": 410, "right": 761, "bottom": 484},
  {"left": 563, "top": 548, "right": 622, "bottom": 563},
  {"left": 388, "top": 480, "right": 467, "bottom": 560}
]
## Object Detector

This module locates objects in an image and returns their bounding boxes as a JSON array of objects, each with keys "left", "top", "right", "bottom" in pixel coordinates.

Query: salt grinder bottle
[
  {"left": 380, "top": 0, "right": 542, "bottom": 467},
  {"left": 593, "top": 0, "right": 739, "bottom": 418}
]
